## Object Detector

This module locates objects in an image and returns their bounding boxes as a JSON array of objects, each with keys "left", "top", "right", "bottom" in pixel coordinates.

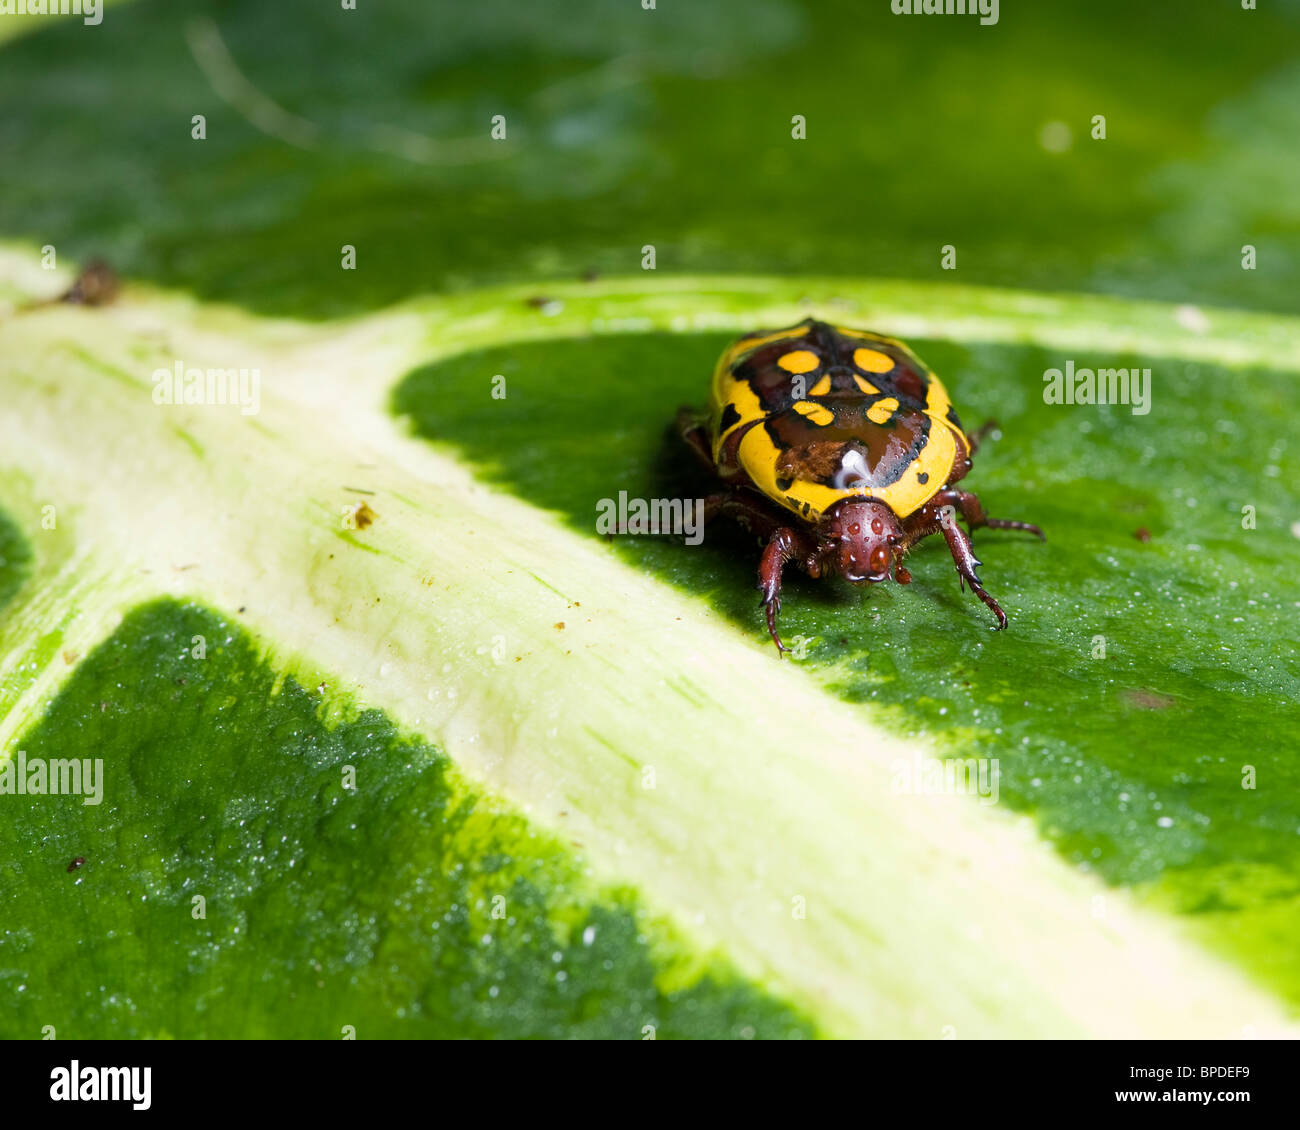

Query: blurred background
[{"left": 1, "top": 0, "right": 1296, "bottom": 318}]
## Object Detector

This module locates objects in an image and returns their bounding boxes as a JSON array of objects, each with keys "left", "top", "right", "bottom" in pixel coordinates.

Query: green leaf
[
  {"left": 2, "top": 599, "right": 810, "bottom": 1039},
  {"left": 396, "top": 312, "right": 1300, "bottom": 1010},
  {"left": 1, "top": 0, "right": 1298, "bottom": 317},
  {"left": 2, "top": 267, "right": 1297, "bottom": 1037},
  {"left": 3, "top": 0, "right": 1298, "bottom": 1038}
]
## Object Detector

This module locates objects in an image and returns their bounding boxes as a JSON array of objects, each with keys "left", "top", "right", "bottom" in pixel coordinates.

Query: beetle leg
[
  {"left": 966, "top": 419, "right": 1000, "bottom": 456},
  {"left": 938, "top": 517, "right": 1008, "bottom": 630},
  {"left": 722, "top": 492, "right": 788, "bottom": 538},
  {"left": 694, "top": 487, "right": 818, "bottom": 653},
  {"left": 758, "top": 526, "right": 817, "bottom": 655},
  {"left": 696, "top": 488, "right": 792, "bottom": 541},
  {"left": 980, "top": 515, "right": 1045, "bottom": 538},
  {"left": 700, "top": 492, "right": 726, "bottom": 524},
  {"left": 676, "top": 407, "right": 717, "bottom": 473},
  {"left": 759, "top": 529, "right": 797, "bottom": 655},
  {"left": 899, "top": 502, "right": 943, "bottom": 553},
  {"left": 941, "top": 488, "right": 1046, "bottom": 541}
]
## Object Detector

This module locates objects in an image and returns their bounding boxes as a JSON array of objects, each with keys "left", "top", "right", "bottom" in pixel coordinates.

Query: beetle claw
[
  {"left": 970, "top": 580, "right": 1008, "bottom": 629},
  {"left": 763, "top": 597, "right": 790, "bottom": 656}
]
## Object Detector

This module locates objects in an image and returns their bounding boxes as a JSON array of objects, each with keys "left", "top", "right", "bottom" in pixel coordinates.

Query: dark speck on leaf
[
  {"left": 1134, "top": 527, "right": 1152, "bottom": 542},
  {"left": 1124, "top": 688, "right": 1176, "bottom": 710},
  {"left": 67, "top": 857, "right": 85, "bottom": 872},
  {"left": 525, "top": 295, "right": 563, "bottom": 315},
  {"left": 60, "top": 259, "right": 118, "bottom": 306}
]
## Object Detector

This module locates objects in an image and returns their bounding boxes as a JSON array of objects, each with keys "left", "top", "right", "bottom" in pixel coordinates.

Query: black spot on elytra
[
  {"left": 894, "top": 368, "right": 927, "bottom": 403},
  {"left": 917, "top": 471, "right": 929, "bottom": 484},
  {"left": 776, "top": 476, "right": 793, "bottom": 491},
  {"left": 720, "top": 403, "right": 741, "bottom": 431}
]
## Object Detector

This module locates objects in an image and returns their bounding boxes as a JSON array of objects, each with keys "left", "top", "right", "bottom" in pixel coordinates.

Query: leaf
[
  {"left": 2, "top": 599, "right": 810, "bottom": 1039},
  {"left": 3, "top": 0, "right": 1298, "bottom": 1038},
  {"left": 1, "top": 266, "right": 1297, "bottom": 1036},
  {"left": 1, "top": 0, "right": 1297, "bottom": 316},
  {"left": 396, "top": 298, "right": 1300, "bottom": 1010}
]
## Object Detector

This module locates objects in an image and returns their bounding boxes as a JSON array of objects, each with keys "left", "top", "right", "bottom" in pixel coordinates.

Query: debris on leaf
[{"left": 60, "top": 259, "right": 119, "bottom": 306}]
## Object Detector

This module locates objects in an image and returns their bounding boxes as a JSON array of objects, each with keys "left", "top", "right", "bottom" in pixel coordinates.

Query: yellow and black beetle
[{"left": 677, "top": 318, "right": 1044, "bottom": 653}]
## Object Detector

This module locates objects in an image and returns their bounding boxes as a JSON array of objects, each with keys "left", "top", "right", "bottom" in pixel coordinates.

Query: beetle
[{"left": 677, "top": 318, "right": 1043, "bottom": 653}]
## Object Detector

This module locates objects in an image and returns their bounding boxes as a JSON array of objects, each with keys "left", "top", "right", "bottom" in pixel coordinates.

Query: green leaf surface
[
  {"left": 2, "top": 268, "right": 1297, "bottom": 1037},
  {"left": 0, "top": 599, "right": 809, "bottom": 1039},
  {"left": 1, "top": 0, "right": 1298, "bottom": 317},
  {"left": 395, "top": 325, "right": 1300, "bottom": 1004},
  {"left": 2, "top": 0, "right": 1299, "bottom": 1039},
  {"left": 0, "top": 510, "right": 32, "bottom": 617}
]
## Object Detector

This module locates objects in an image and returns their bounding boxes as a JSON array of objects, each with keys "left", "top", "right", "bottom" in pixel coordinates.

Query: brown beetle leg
[
  {"left": 981, "top": 516, "right": 1045, "bottom": 538},
  {"left": 676, "top": 407, "right": 716, "bottom": 472},
  {"left": 966, "top": 419, "right": 1000, "bottom": 456},
  {"left": 938, "top": 517, "right": 1007, "bottom": 630},
  {"left": 939, "top": 487, "right": 1046, "bottom": 541},
  {"left": 697, "top": 488, "right": 820, "bottom": 653},
  {"left": 698, "top": 488, "right": 785, "bottom": 536},
  {"left": 759, "top": 528, "right": 807, "bottom": 655}
]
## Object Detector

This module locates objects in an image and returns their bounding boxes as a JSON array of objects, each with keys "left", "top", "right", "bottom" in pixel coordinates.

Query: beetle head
[{"left": 823, "top": 500, "right": 903, "bottom": 583}]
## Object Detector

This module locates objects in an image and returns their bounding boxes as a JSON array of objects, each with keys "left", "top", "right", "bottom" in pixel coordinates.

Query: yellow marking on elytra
[
  {"left": 831, "top": 324, "right": 910, "bottom": 352},
  {"left": 854, "top": 348, "right": 895, "bottom": 374},
  {"left": 867, "top": 396, "right": 900, "bottom": 424},
  {"left": 777, "top": 350, "right": 820, "bottom": 374},
  {"left": 853, "top": 375, "right": 880, "bottom": 395},
  {"left": 808, "top": 374, "right": 833, "bottom": 396},
  {"left": 793, "top": 400, "right": 834, "bottom": 426}
]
